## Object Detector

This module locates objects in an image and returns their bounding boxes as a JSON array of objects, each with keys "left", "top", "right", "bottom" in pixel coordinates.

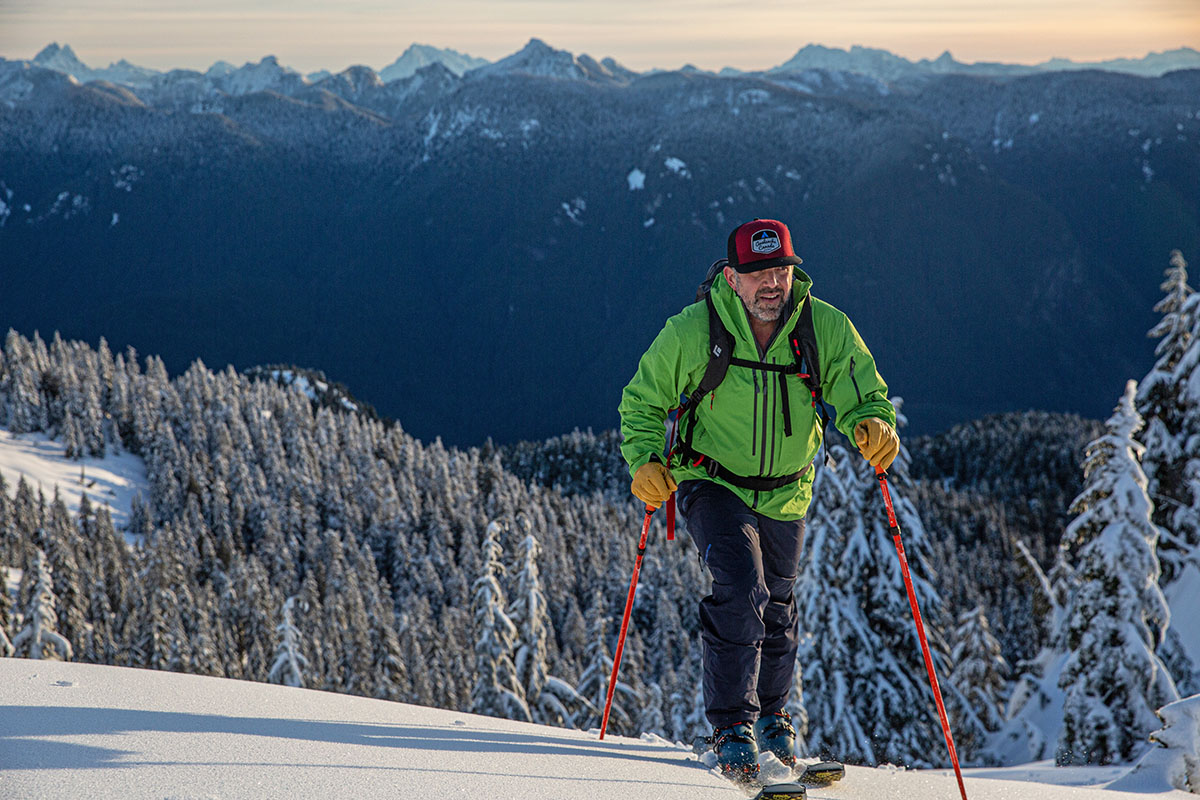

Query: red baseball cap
[{"left": 726, "top": 219, "right": 803, "bottom": 273}]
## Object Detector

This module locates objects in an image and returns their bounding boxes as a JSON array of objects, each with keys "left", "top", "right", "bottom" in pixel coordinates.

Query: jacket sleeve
[
  {"left": 619, "top": 318, "right": 690, "bottom": 478},
  {"left": 820, "top": 310, "right": 896, "bottom": 441}
]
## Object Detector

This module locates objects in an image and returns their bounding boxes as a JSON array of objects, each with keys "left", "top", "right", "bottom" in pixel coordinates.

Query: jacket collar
[{"left": 710, "top": 268, "right": 814, "bottom": 355}]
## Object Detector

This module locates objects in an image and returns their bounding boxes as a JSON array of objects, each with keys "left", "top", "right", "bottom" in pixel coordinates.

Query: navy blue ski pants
[{"left": 676, "top": 479, "right": 805, "bottom": 730}]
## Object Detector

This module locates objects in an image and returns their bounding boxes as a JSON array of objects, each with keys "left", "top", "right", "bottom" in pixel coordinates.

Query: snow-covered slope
[
  {"left": 0, "top": 658, "right": 1192, "bottom": 799},
  {"left": 0, "top": 429, "right": 147, "bottom": 531},
  {"left": 1166, "top": 563, "right": 1200, "bottom": 677}
]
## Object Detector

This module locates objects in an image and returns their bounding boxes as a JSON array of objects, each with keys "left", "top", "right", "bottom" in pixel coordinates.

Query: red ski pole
[
  {"left": 874, "top": 465, "right": 969, "bottom": 800},
  {"left": 599, "top": 505, "right": 654, "bottom": 740}
]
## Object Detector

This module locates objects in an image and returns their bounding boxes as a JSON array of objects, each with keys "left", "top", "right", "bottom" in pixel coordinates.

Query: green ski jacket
[{"left": 619, "top": 269, "right": 895, "bottom": 520}]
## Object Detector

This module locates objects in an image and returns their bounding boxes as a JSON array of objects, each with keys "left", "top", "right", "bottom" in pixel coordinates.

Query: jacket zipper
[
  {"left": 759, "top": 367, "right": 768, "bottom": 477},
  {"left": 751, "top": 370, "right": 759, "bottom": 457},
  {"left": 768, "top": 362, "right": 778, "bottom": 476},
  {"left": 849, "top": 356, "right": 864, "bottom": 405}
]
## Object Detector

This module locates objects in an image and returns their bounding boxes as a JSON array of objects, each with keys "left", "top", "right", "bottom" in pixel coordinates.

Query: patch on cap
[{"left": 750, "top": 229, "right": 781, "bottom": 254}]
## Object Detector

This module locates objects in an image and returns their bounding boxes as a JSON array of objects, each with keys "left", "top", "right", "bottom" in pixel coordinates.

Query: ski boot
[
  {"left": 713, "top": 721, "right": 760, "bottom": 784},
  {"left": 754, "top": 711, "right": 797, "bottom": 768}
]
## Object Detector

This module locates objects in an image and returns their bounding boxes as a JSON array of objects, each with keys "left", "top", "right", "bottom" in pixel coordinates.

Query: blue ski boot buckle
[
  {"left": 713, "top": 721, "right": 760, "bottom": 783},
  {"left": 754, "top": 711, "right": 797, "bottom": 768}
]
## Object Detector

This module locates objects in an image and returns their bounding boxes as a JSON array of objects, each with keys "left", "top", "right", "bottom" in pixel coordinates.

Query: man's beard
[{"left": 745, "top": 287, "right": 789, "bottom": 322}]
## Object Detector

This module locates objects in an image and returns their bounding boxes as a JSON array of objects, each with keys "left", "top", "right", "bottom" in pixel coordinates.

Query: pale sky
[{"left": 0, "top": 0, "right": 1196, "bottom": 74}]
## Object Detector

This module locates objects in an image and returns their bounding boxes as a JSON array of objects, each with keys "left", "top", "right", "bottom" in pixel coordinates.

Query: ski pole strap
[{"left": 666, "top": 493, "right": 676, "bottom": 540}]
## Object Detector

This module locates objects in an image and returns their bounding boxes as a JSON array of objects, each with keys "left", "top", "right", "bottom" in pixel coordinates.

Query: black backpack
[{"left": 667, "top": 258, "right": 834, "bottom": 492}]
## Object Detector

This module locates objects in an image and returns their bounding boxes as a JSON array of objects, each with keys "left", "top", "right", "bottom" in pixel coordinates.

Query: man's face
[{"left": 725, "top": 265, "right": 794, "bottom": 323}]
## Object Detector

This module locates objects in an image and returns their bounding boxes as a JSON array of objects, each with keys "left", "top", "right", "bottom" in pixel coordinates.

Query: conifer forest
[{"left": 2, "top": 251, "right": 1199, "bottom": 771}]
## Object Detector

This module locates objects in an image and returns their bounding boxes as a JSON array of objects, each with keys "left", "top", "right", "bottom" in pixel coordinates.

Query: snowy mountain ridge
[
  {"left": 769, "top": 43, "right": 1200, "bottom": 80},
  {"left": 11, "top": 39, "right": 1199, "bottom": 104}
]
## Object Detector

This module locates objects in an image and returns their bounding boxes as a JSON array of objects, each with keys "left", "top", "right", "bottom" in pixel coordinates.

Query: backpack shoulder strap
[
  {"left": 788, "top": 292, "right": 838, "bottom": 467},
  {"left": 788, "top": 292, "right": 821, "bottom": 398},
  {"left": 696, "top": 290, "right": 733, "bottom": 400},
  {"left": 673, "top": 288, "right": 733, "bottom": 467}
]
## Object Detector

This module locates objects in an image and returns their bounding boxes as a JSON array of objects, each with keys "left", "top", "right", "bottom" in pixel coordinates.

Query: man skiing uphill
[{"left": 618, "top": 218, "right": 899, "bottom": 783}]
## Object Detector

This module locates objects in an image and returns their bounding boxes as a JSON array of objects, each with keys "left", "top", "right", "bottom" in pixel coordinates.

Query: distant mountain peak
[
  {"left": 34, "top": 42, "right": 79, "bottom": 62},
  {"left": 473, "top": 38, "right": 636, "bottom": 83},
  {"left": 205, "top": 60, "right": 236, "bottom": 78},
  {"left": 211, "top": 55, "right": 307, "bottom": 95},
  {"left": 32, "top": 42, "right": 91, "bottom": 78},
  {"left": 379, "top": 44, "right": 488, "bottom": 82},
  {"left": 313, "top": 64, "right": 384, "bottom": 98}
]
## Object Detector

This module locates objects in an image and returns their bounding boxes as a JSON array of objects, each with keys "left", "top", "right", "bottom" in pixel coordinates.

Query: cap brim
[{"left": 733, "top": 255, "right": 803, "bottom": 274}]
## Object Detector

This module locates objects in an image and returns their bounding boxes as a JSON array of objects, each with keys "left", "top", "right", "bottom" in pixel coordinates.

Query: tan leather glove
[
  {"left": 631, "top": 459, "right": 678, "bottom": 510},
  {"left": 854, "top": 418, "right": 900, "bottom": 470}
]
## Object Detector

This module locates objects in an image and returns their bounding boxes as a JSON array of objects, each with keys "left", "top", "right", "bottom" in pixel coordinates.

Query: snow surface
[
  {"left": 0, "top": 659, "right": 1192, "bottom": 799},
  {"left": 0, "top": 430, "right": 147, "bottom": 532},
  {"left": 1114, "top": 694, "right": 1200, "bottom": 792},
  {"left": 1166, "top": 562, "right": 1200, "bottom": 678}
]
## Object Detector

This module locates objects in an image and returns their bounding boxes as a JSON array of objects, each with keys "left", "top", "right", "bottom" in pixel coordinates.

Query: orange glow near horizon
[{"left": 0, "top": 0, "right": 1195, "bottom": 74}]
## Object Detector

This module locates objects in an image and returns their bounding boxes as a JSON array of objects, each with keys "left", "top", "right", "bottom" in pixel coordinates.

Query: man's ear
[{"left": 723, "top": 266, "right": 737, "bottom": 289}]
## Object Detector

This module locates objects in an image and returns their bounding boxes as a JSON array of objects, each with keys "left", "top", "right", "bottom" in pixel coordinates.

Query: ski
[
  {"left": 752, "top": 783, "right": 807, "bottom": 800},
  {"left": 693, "top": 736, "right": 842, "bottom": 795},
  {"left": 795, "top": 760, "right": 844, "bottom": 786}
]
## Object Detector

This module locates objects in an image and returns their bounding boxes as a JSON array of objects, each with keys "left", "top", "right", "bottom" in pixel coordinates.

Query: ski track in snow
[{"left": 0, "top": 659, "right": 1191, "bottom": 800}]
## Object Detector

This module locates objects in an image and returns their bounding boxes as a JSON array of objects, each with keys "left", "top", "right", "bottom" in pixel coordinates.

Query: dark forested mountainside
[
  {"left": 498, "top": 428, "right": 628, "bottom": 501},
  {"left": 908, "top": 411, "right": 1104, "bottom": 557},
  {"left": 1, "top": 53, "right": 1196, "bottom": 445}
]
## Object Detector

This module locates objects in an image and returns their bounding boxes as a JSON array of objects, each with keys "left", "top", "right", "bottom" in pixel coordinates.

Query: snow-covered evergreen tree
[
  {"left": 470, "top": 521, "right": 531, "bottom": 722},
  {"left": 947, "top": 605, "right": 1009, "bottom": 763},
  {"left": 1057, "top": 380, "right": 1179, "bottom": 766},
  {"left": 269, "top": 595, "right": 309, "bottom": 688},
  {"left": 640, "top": 682, "right": 668, "bottom": 738},
  {"left": 507, "top": 523, "right": 591, "bottom": 727},
  {"left": 985, "top": 537, "right": 1077, "bottom": 765},
  {"left": 1137, "top": 249, "right": 1199, "bottom": 585},
  {"left": 0, "top": 565, "right": 14, "bottom": 657},
  {"left": 508, "top": 527, "right": 554, "bottom": 719},
  {"left": 784, "top": 658, "right": 810, "bottom": 755},
  {"left": 799, "top": 440, "right": 888, "bottom": 763},
  {"left": 576, "top": 590, "right": 637, "bottom": 735},
  {"left": 3, "top": 330, "right": 48, "bottom": 433},
  {"left": 13, "top": 548, "right": 73, "bottom": 660}
]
